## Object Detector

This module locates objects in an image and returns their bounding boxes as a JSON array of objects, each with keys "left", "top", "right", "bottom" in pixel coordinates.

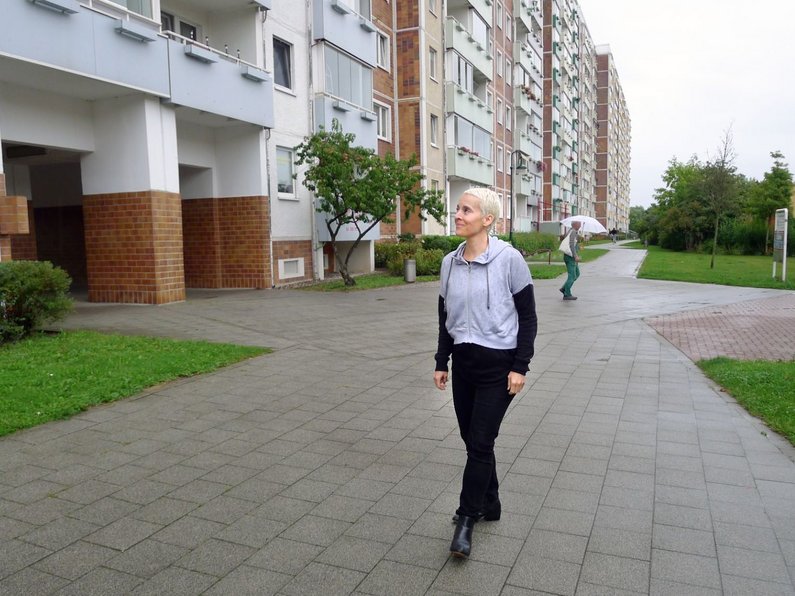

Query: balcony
[
  {"left": 514, "top": 0, "right": 533, "bottom": 34},
  {"left": 445, "top": 83, "right": 493, "bottom": 133},
  {"left": 314, "top": 95, "right": 377, "bottom": 151},
  {"left": 516, "top": 174, "right": 540, "bottom": 205},
  {"left": 448, "top": 147, "right": 494, "bottom": 187},
  {"left": 445, "top": 17, "right": 493, "bottom": 82},
  {"left": 0, "top": 1, "right": 274, "bottom": 128},
  {"left": 514, "top": 43, "right": 541, "bottom": 85},
  {"left": 313, "top": 0, "right": 376, "bottom": 67},
  {"left": 0, "top": 1, "right": 169, "bottom": 100},
  {"left": 448, "top": 0, "right": 493, "bottom": 28},
  {"left": 166, "top": 36, "right": 274, "bottom": 128},
  {"left": 514, "top": 86, "right": 543, "bottom": 119}
]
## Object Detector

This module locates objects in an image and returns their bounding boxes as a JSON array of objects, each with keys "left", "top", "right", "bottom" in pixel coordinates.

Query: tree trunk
[
  {"left": 335, "top": 251, "right": 355, "bottom": 286},
  {"left": 765, "top": 224, "right": 770, "bottom": 255},
  {"left": 710, "top": 215, "right": 719, "bottom": 269}
]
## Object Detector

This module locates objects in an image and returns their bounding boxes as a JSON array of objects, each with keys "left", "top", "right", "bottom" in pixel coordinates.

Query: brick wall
[
  {"left": 218, "top": 196, "right": 270, "bottom": 288},
  {"left": 10, "top": 202, "right": 37, "bottom": 262},
  {"left": 0, "top": 191, "right": 31, "bottom": 262},
  {"left": 29, "top": 206, "right": 87, "bottom": 284},
  {"left": 83, "top": 191, "right": 185, "bottom": 304},
  {"left": 182, "top": 198, "right": 221, "bottom": 288},
  {"left": 182, "top": 196, "right": 271, "bottom": 289},
  {"left": 273, "top": 240, "right": 312, "bottom": 285}
]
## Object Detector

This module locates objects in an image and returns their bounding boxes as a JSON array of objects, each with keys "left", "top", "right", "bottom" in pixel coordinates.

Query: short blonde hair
[{"left": 463, "top": 187, "right": 501, "bottom": 233}]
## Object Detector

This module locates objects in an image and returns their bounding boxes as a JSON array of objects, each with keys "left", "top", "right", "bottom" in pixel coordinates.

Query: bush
[
  {"left": 507, "top": 232, "right": 559, "bottom": 255},
  {"left": 422, "top": 235, "right": 464, "bottom": 253},
  {"left": 0, "top": 261, "right": 73, "bottom": 343},
  {"left": 415, "top": 248, "right": 445, "bottom": 275}
]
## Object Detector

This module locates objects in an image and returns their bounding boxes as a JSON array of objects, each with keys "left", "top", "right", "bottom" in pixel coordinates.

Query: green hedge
[{"left": 1, "top": 261, "right": 73, "bottom": 343}]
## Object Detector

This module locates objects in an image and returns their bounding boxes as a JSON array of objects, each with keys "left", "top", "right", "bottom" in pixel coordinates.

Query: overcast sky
[{"left": 579, "top": 0, "right": 795, "bottom": 208}]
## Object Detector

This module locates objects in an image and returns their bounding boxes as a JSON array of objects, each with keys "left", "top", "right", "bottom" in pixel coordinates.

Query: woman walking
[{"left": 433, "top": 187, "right": 538, "bottom": 559}]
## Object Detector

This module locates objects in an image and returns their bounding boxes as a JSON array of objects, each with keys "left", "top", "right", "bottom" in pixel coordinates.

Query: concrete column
[{"left": 81, "top": 96, "right": 184, "bottom": 304}]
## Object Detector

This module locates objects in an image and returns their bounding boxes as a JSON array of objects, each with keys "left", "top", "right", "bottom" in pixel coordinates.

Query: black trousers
[{"left": 451, "top": 342, "right": 515, "bottom": 517}]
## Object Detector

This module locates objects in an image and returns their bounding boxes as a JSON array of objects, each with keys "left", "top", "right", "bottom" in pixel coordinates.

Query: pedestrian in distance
[
  {"left": 433, "top": 187, "right": 538, "bottom": 559},
  {"left": 559, "top": 220, "right": 582, "bottom": 300},
  {"left": 609, "top": 227, "right": 618, "bottom": 243}
]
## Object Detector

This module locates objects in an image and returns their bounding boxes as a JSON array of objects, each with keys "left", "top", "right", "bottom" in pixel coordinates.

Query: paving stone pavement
[{"left": 2, "top": 245, "right": 795, "bottom": 595}]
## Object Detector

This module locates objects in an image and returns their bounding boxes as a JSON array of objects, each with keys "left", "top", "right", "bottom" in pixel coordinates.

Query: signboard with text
[{"left": 772, "top": 208, "right": 788, "bottom": 281}]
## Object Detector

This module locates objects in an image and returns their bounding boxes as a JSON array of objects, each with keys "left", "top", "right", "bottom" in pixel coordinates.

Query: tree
[
  {"left": 746, "top": 151, "right": 794, "bottom": 253},
  {"left": 652, "top": 157, "right": 709, "bottom": 250},
  {"left": 700, "top": 128, "right": 741, "bottom": 269},
  {"left": 295, "top": 120, "right": 445, "bottom": 286}
]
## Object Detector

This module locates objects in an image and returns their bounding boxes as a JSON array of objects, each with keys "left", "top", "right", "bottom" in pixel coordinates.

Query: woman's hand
[
  {"left": 434, "top": 371, "right": 448, "bottom": 390},
  {"left": 507, "top": 371, "right": 525, "bottom": 396}
]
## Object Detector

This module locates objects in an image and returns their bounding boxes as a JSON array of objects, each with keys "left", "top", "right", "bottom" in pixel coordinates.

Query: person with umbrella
[
  {"left": 433, "top": 187, "right": 538, "bottom": 559},
  {"left": 558, "top": 215, "right": 607, "bottom": 301},
  {"left": 560, "top": 220, "right": 582, "bottom": 300}
]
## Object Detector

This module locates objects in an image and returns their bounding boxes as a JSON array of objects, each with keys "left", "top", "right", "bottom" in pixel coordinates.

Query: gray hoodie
[{"left": 440, "top": 237, "right": 533, "bottom": 351}]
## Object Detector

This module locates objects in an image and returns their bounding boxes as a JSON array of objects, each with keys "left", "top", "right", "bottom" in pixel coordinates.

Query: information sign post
[{"left": 772, "top": 208, "right": 788, "bottom": 282}]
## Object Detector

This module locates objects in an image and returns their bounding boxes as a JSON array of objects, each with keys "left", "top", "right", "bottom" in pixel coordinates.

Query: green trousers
[{"left": 562, "top": 254, "right": 580, "bottom": 297}]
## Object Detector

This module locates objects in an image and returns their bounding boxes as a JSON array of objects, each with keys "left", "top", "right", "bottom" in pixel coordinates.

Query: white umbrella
[{"left": 559, "top": 215, "right": 608, "bottom": 234}]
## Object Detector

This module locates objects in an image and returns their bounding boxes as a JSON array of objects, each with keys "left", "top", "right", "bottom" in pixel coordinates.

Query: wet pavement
[{"left": 1, "top": 244, "right": 794, "bottom": 595}]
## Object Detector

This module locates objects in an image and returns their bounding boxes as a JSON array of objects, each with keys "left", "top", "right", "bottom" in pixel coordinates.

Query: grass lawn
[
  {"left": 698, "top": 358, "right": 795, "bottom": 445},
  {"left": 0, "top": 331, "right": 268, "bottom": 437},
  {"left": 301, "top": 273, "right": 437, "bottom": 291},
  {"left": 636, "top": 245, "right": 795, "bottom": 290},
  {"left": 526, "top": 248, "right": 608, "bottom": 264}
]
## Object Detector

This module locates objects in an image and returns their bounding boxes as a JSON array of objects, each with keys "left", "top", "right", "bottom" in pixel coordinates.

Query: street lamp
[{"left": 509, "top": 149, "right": 529, "bottom": 246}]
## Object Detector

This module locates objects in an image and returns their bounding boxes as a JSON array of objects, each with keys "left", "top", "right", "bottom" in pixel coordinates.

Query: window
[
  {"left": 376, "top": 32, "right": 390, "bottom": 70},
  {"left": 431, "top": 179, "right": 439, "bottom": 193},
  {"left": 505, "top": 59, "right": 511, "bottom": 84},
  {"left": 496, "top": 51, "right": 503, "bottom": 77},
  {"left": 374, "top": 101, "right": 391, "bottom": 141},
  {"left": 497, "top": 146, "right": 504, "bottom": 171},
  {"left": 180, "top": 21, "right": 198, "bottom": 41},
  {"left": 325, "top": 46, "right": 373, "bottom": 110},
  {"left": 276, "top": 147, "right": 294, "bottom": 195},
  {"left": 450, "top": 115, "right": 492, "bottom": 159},
  {"left": 448, "top": 51, "right": 474, "bottom": 94},
  {"left": 496, "top": 3, "right": 502, "bottom": 28},
  {"left": 273, "top": 37, "right": 292, "bottom": 90},
  {"left": 496, "top": 99, "right": 503, "bottom": 124},
  {"left": 338, "top": 0, "right": 370, "bottom": 19},
  {"left": 506, "top": 15, "right": 512, "bottom": 39},
  {"left": 486, "top": 90, "right": 493, "bottom": 108},
  {"left": 429, "top": 47, "right": 438, "bottom": 80},
  {"left": 430, "top": 114, "right": 439, "bottom": 146},
  {"left": 161, "top": 11, "right": 199, "bottom": 41},
  {"left": 471, "top": 11, "right": 488, "bottom": 47},
  {"left": 429, "top": 0, "right": 437, "bottom": 14},
  {"left": 506, "top": 106, "right": 512, "bottom": 130},
  {"left": 116, "top": 0, "right": 152, "bottom": 18}
]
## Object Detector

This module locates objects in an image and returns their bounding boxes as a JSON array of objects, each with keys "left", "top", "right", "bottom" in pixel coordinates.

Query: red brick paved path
[{"left": 646, "top": 293, "right": 795, "bottom": 361}]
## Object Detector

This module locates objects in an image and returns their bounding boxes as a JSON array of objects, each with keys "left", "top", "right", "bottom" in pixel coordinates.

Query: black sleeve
[
  {"left": 434, "top": 296, "right": 454, "bottom": 372},
  {"left": 511, "top": 284, "right": 537, "bottom": 374}
]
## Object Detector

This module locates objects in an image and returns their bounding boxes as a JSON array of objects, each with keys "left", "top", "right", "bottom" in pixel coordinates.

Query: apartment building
[
  {"left": 512, "top": 0, "right": 544, "bottom": 232},
  {"left": 1, "top": 0, "right": 275, "bottom": 304},
  {"left": 541, "top": 0, "right": 580, "bottom": 231},
  {"left": 576, "top": 21, "right": 597, "bottom": 219},
  {"left": 392, "top": 0, "right": 446, "bottom": 238},
  {"left": 0, "top": 0, "right": 630, "bottom": 304},
  {"left": 595, "top": 44, "right": 631, "bottom": 232}
]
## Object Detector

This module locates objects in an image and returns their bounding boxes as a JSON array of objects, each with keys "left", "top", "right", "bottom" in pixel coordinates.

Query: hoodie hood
[{"left": 450, "top": 237, "right": 513, "bottom": 265}]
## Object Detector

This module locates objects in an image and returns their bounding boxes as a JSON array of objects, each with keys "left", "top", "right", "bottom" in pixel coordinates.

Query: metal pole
[{"left": 509, "top": 151, "right": 515, "bottom": 246}]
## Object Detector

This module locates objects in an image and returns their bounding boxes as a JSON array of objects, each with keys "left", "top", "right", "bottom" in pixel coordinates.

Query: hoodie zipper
[{"left": 465, "top": 261, "right": 471, "bottom": 343}]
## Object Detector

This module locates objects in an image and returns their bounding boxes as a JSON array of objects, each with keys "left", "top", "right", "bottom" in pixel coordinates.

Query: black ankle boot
[{"left": 450, "top": 515, "right": 476, "bottom": 559}]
